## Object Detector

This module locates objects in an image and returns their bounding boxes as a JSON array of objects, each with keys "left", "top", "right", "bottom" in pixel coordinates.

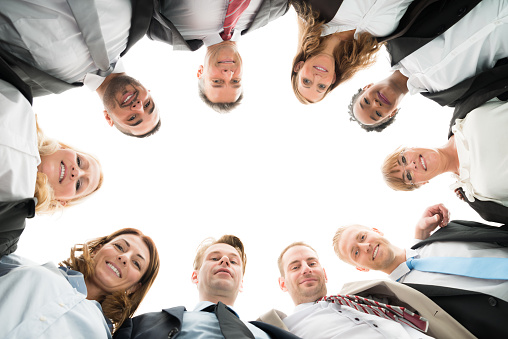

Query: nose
[
  {"left": 131, "top": 99, "right": 143, "bottom": 112},
  {"left": 222, "top": 69, "right": 233, "bottom": 80},
  {"left": 358, "top": 243, "right": 371, "bottom": 253},
  {"left": 70, "top": 165, "right": 84, "bottom": 179},
  {"left": 118, "top": 254, "right": 127, "bottom": 266},
  {"left": 219, "top": 255, "right": 231, "bottom": 266},
  {"left": 301, "top": 262, "right": 313, "bottom": 274}
]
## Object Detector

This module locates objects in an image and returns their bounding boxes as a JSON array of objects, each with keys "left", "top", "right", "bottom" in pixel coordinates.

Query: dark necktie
[
  {"left": 320, "top": 295, "right": 429, "bottom": 332},
  {"left": 220, "top": 0, "right": 251, "bottom": 41},
  {"left": 202, "top": 301, "right": 255, "bottom": 339}
]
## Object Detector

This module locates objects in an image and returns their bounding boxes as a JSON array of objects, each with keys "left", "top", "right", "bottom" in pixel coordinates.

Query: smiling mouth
[
  {"left": 372, "top": 244, "right": 379, "bottom": 260},
  {"left": 300, "top": 278, "right": 317, "bottom": 285},
  {"left": 59, "top": 162, "right": 66, "bottom": 183},
  {"left": 377, "top": 91, "right": 391, "bottom": 105},
  {"left": 420, "top": 155, "right": 427, "bottom": 171},
  {"left": 121, "top": 91, "right": 138, "bottom": 107},
  {"left": 107, "top": 262, "right": 121, "bottom": 278},
  {"left": 313, "top": 66, "right": 328, "bottom": 72},
  {"left": 218, "top": 60, "right": 235, "bottom": 64}
]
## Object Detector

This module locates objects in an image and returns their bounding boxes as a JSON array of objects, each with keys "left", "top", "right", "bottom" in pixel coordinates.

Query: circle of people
[{"left": 1, "top": 0, "right": 507, "bottom": 338}]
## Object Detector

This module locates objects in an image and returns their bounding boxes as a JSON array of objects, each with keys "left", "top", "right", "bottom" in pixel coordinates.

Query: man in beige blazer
[{"left": 257, "top": 242, "right": 477, "bottom": 339}]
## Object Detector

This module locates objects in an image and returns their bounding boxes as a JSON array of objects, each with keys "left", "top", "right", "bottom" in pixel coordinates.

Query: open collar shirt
[
  {"left": 395, "top": 0, "right": 508, "bottom": 94},
  {"left": 389, "top": 239, "right": 508, "bottom": 303},
  {"left": 0, "top": 0, "right": 131, "bottom": 84},
  {"left": 283, "top": 301, "right": 432, "bottom": 339}
]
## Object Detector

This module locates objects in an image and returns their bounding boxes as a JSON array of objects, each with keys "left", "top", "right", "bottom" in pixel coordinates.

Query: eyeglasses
[{"left": 399, "top": 148, "right": 415, "bottom": 186}]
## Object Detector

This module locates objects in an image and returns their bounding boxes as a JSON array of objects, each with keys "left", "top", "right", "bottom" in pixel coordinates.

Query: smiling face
[
  {"left": 88, "top": 234, "right": 150, "bottom": 296},
  {"left": 353, "top": 82, "right": 404, "bottom": 125},
  {"left": 198, "top": 41, "right": 243, "bottom": 103},
  {"left": 278, "top": 245, "right": 327, "bottom": 305},
  {"left": 38, "top": 148, "right": 101, "bottom": 203},
  {"left": 295, "top": 54, "right": 336, "bottom": 103},
  {"left": 337, "top": 225, "right": 398, "bottom": 272},
  {"left": 392, "top": 147, "right": 441, "bottom": 186},
  {"left": 102, "top": 75, "right": 159, "bottom": 136},
  {"left": 192, "top": 243, "right": 244, "bottom": 305}
]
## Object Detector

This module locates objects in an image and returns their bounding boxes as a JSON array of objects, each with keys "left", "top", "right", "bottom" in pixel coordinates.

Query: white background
[{"left": 18, "top": 9, "right": 494, "bottom": 321}]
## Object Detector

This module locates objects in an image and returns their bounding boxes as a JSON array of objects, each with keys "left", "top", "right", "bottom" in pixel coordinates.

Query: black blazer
[
  {"left": 114, "top": 306, "right": 302, "bottom": 339},
  {"left": 0, "top": 55, "right": 32, "bottom": 104},
  {"left": 0, "top": 198, "right": 37, "bottom": 258}
]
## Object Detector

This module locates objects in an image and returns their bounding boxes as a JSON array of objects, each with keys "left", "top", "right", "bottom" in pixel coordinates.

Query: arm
[{"left": 414, "top": 203, "right": 450, "bottom": 240}]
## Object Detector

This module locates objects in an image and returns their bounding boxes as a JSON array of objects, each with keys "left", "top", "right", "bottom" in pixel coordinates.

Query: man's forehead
[
  {"left": 283, "top": 246, "right": 319, "bottom": 265},
  {"left": 205, "top": 243, "right": 240, "bottom": 257}
]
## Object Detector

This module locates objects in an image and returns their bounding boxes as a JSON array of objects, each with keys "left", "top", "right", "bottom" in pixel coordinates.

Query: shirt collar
[
  {"left": 83, "top": 58, "right": 125, "bottom": 91},
  {"left": 203, "top": 30, "right": 242, "bottom": 47},
  {"left": 388, "top": 247, "right": 419, "bottom": 282},
  {"left": 194, "top": 301, "right": 239, "bottom": 317}
]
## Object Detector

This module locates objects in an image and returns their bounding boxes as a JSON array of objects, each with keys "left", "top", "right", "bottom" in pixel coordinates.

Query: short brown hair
[
  {"left": 332, "top": 224, "right": 370, "bottom": 264},
  {"left": 382, "top": 147, "right": 420, "bottom": 191},
  {"left": 198, "top": 78, "right": 243, "bottom": 113},
  {"left": 61, "top": 228, "right": 160, "bottom": 332},
  {"left": 194, "top": 235, "right": 247, "bottom": 275},
  {"left": 277, "top": 242, "right": 318, "bottom": 276}
]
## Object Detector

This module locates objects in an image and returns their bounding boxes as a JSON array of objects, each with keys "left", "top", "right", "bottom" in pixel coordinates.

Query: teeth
[
  {"left": 315, "top": 66, "right": 326, "bottom": 72},
  {"left": 373, "top": 245, "right": 379, "bottom": 259},
  {"left": 123, "top": 94, "right": 133, "bottom": 104},
  {"left": 107, "top": 263, "right": 120, "bottom": 277},
  {"left": 420, "top": 156, "right": 427, "bottom": 170},
  {"left": 59, "top": 163, "right": 65, "bottom": 182}
]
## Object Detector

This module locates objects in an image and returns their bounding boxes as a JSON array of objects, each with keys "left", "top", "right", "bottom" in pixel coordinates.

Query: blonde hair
[
  {"left": 194, "top": 235, "right": 247, "bottom": 275},
  {"left": 291, "top": 1, "right": 382, "bottom": 104},
  {"left": 61, "top": 228, "right": 160, "bottom": 332},
  {"left": 382, "top": 147, "right": 420, "bottom": 191},
  {"left": 35, "top": 122, "right": 104, "bottom": 214}
]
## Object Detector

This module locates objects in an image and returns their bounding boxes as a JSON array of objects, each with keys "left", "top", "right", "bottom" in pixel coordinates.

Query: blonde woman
[
  {"left": 0, "top": 228, "right": 160, "bottom": 338},
  {"left": 291, "top": 0, "right": 415, "bottom": 104}
]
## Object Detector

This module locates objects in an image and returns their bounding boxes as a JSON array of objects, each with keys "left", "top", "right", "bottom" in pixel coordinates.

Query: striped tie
[
  {"left": 319, "top": 294, "right": 429, "bottom": 333},
  {"left": 220, "top": 0, "right": 251, "bottom": 41}
]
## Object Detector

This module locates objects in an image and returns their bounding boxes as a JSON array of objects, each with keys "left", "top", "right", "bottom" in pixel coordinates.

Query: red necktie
[
  {"left": 220, "top": 0, "right": 251, "bottom": 41},
  {"left": 319, "top": 294, "right": 429, "bottom": 333}
]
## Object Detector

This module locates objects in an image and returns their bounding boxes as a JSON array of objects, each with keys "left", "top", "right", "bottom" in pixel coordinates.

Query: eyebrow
[
  {"left": 122, "top": 239, "right": 146, "bottom": 261},
  {"left": 149, "top": 102, "right": 155, "bottom": 115},
  {"left": 129, "top": 119, "right": 143, "bottom": 127},
  {"left": 208, "top": 251, "right": 240, "bottom": 259},
  {"left": 287, "top": 257, "right": 318, "bottom": 268}
]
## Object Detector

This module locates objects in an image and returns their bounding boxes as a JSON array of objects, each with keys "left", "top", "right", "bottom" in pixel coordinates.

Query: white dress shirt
[
  {"left": 0, "top": 0, "right": 132, "bottom": 84},
  {"left": 450, "top": 98, "right": 508, "bottom": 206},
  {"left": 283, "top": 301, "right": 432, "bottom": 339},
  {"left": 178, "top": 301, "right": 270, "bottom": 339},
  {"left": 389, "top": 240, "right": 508, "bottom": 302},
  {"left": 0, "top": 79, "right": 40, "bottom": 202},
  {"left": 0, "top": 254, "right": 112, "bottom": 339},
  {"left": 395, "top": 0, "right": 508, "bottom": 94},
  {"left": 321, "top": 0, "right": 414, "bottom": 39},
  {"left": 159, "top": 0, "right": 264, "bottom": 47}
]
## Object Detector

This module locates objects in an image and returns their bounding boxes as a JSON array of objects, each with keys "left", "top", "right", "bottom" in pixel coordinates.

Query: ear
[
  {"left": 372, "top": 228, "right": 384, "bottom": 236},
  {"left": 57, "top": 199, "right": 68, "bottom": 207},
  {"left": 323, "top": 268, "right": 328, "bottom": 283},
  {"left": 103, "top": 110, "right": 114, "bottom": 127},
  {"left": 362, "top": 83, "right": 374, "bottom": 91},
  {"left": 388, "top": 108, "right": 399, "bottom": 118},
  {"left": 331, "top": 73, "right": 337, "bottom": 85},
  {"left": 127, "top": 283, "right": 141, "bottom": 295},
  {"left": 91, "top": 244, "right": 103, "bottom": 258},
  {"left": 238, "top": 279, "right": 244, "bottom": 293},
  {"left": 278, "top": 277, "right": 288, "bottom": 292},
  {"left": 191, "top": 270, "right": 199, "bottom": 285},
  {"left": 419, "top": 181, "right": 430, "bottom": 186},
  {"left": 356, "top": 266, "right": 370, "bottom": 272},
  {"left": 197, "top": 65, "right": 204, "bottom": 79},
  {"left": 293, "top": 61, "right": 304, "bottom": 73}
]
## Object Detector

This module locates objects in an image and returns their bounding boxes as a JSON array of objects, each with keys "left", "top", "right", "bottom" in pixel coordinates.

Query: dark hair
[
  {"left": 198, "top": 78, "right": 243, "bottom": 113},
  {"left": 116, "top": 119, "right": 162, "bottom": 138},
  {"left": 348, "top": 88, "right": 398, "bottom": 132},
  {"left": 194, "top": 235, "right": 247, "bottom": 275}
]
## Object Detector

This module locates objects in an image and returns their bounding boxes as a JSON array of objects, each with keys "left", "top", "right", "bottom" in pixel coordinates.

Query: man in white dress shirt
[
  {"left": 271, "top": 242, "right": 434, "bottom": 339},
  {"left": 0, "top": 0, "right": 160, "bottom": 138},
  {"left": 333, "top": 204, "right": 508, "bottom": 304},
  {"left": 348, "top": 0, "right": 508, "bottom": 131},
  {"left": 157, "top": 0, "right": 288, "bottom": 113}
]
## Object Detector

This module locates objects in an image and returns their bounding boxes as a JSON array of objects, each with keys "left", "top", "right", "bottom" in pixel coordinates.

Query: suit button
[
  {"left": 168, "top": 328, "right": 179, "bottom": 338},
  {"left": 489, "top": 297, "right": 497, "bottom": 307},
  {"left": 458, "top": 7, "right": 467, "bottom": 16}
]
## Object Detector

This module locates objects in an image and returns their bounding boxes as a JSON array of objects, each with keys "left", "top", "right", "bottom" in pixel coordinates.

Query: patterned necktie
[
  {"left": 202, "top": 301, "right": 255, "bottom": 339},
  {"left": 319, "top": 294, "right": 429, "bottom": 333},
  {"left": 220, "top": 0, "right": 251, "bottom": 41},
  {"left": 406, "top": 257, "right": 508, "bottom": 279}
]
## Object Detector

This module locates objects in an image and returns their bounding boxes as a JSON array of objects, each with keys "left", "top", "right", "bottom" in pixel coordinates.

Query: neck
[
  {"left": 84, "top": 278, "right": 105, "bottom": 302},
  {"left": 437, "top": 136, "right": 459, "bottom": 175},
  {"left": 389, "top": 71, "right": 409, "bottom": 95},
  {"left": 96, "top": 72, "right": 125, "bottom": 98},
  {"left": 201, "top": 294, "right": 236, "bottom": 307},
  {"left": 321, "top": 30, "right": 355, "bottom": 55},
  {"left": 382, "top": 247, "right": 406, "bottom": 275}
]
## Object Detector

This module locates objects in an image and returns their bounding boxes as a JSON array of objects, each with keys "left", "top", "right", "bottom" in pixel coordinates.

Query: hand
[
  {"left": 415, "top": 203, "right": 450, "bottom": 240},
  {"left": 454, "top": 188, "right": 465, "bottom": 201}
]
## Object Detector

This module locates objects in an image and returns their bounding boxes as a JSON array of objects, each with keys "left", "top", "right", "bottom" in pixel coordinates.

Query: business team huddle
[{"left": 1, "top": 0, "right": 508, "bottom": 338}]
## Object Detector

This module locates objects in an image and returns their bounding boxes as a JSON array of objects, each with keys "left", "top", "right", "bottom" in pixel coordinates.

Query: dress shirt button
[
  {"left": 168, "top": 328, "right": 179, "bottom": 338},
  {"left": 373, "top": 324, "right": 378, "bottom": 328},
  {"left": 40, "top": 316, "right": 47, "bottom": 321},
  {"left": 354, "top": 318, "right": 360, "bottom": 321},
  {"left": 457, "top": 7, "right": 467, "bottom": 16},
  {"left": 488, "top": 297, "right": 497, "bottom": 307},
  {"left": 59, "top": 302, "right": 65, "bottom": 307}
]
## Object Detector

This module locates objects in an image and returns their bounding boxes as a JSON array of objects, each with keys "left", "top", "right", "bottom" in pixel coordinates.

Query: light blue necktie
[{"left": 406, "top": 257, "right": 508, "bottom": 279}]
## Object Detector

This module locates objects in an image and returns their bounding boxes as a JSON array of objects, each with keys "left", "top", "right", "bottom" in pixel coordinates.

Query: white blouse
[
  {"left": 321, "top": 0, "right": 414, "bottom": 39},
  {"left": 0, "top": 79, "right": 40, "bottom": 201},
  {"left": 450, "top": 98, "right": 508, "bottom": 206}
]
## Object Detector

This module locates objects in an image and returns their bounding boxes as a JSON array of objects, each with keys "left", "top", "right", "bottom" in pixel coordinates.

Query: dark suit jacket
[
  {"left": 408, "top": 219, "right": 508, "bottom": 338},
  {"left": 114, "top": 306, "right": 301, "bottom": 339},
  {"left": 0, "top": 55, "right": 32, "bottom": 104},
  {"left": 0, "top": 198, "right": 37, "bottom": 259},
  {"left": 148, "top": 0, "right": 289, "bottom": 52}
]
